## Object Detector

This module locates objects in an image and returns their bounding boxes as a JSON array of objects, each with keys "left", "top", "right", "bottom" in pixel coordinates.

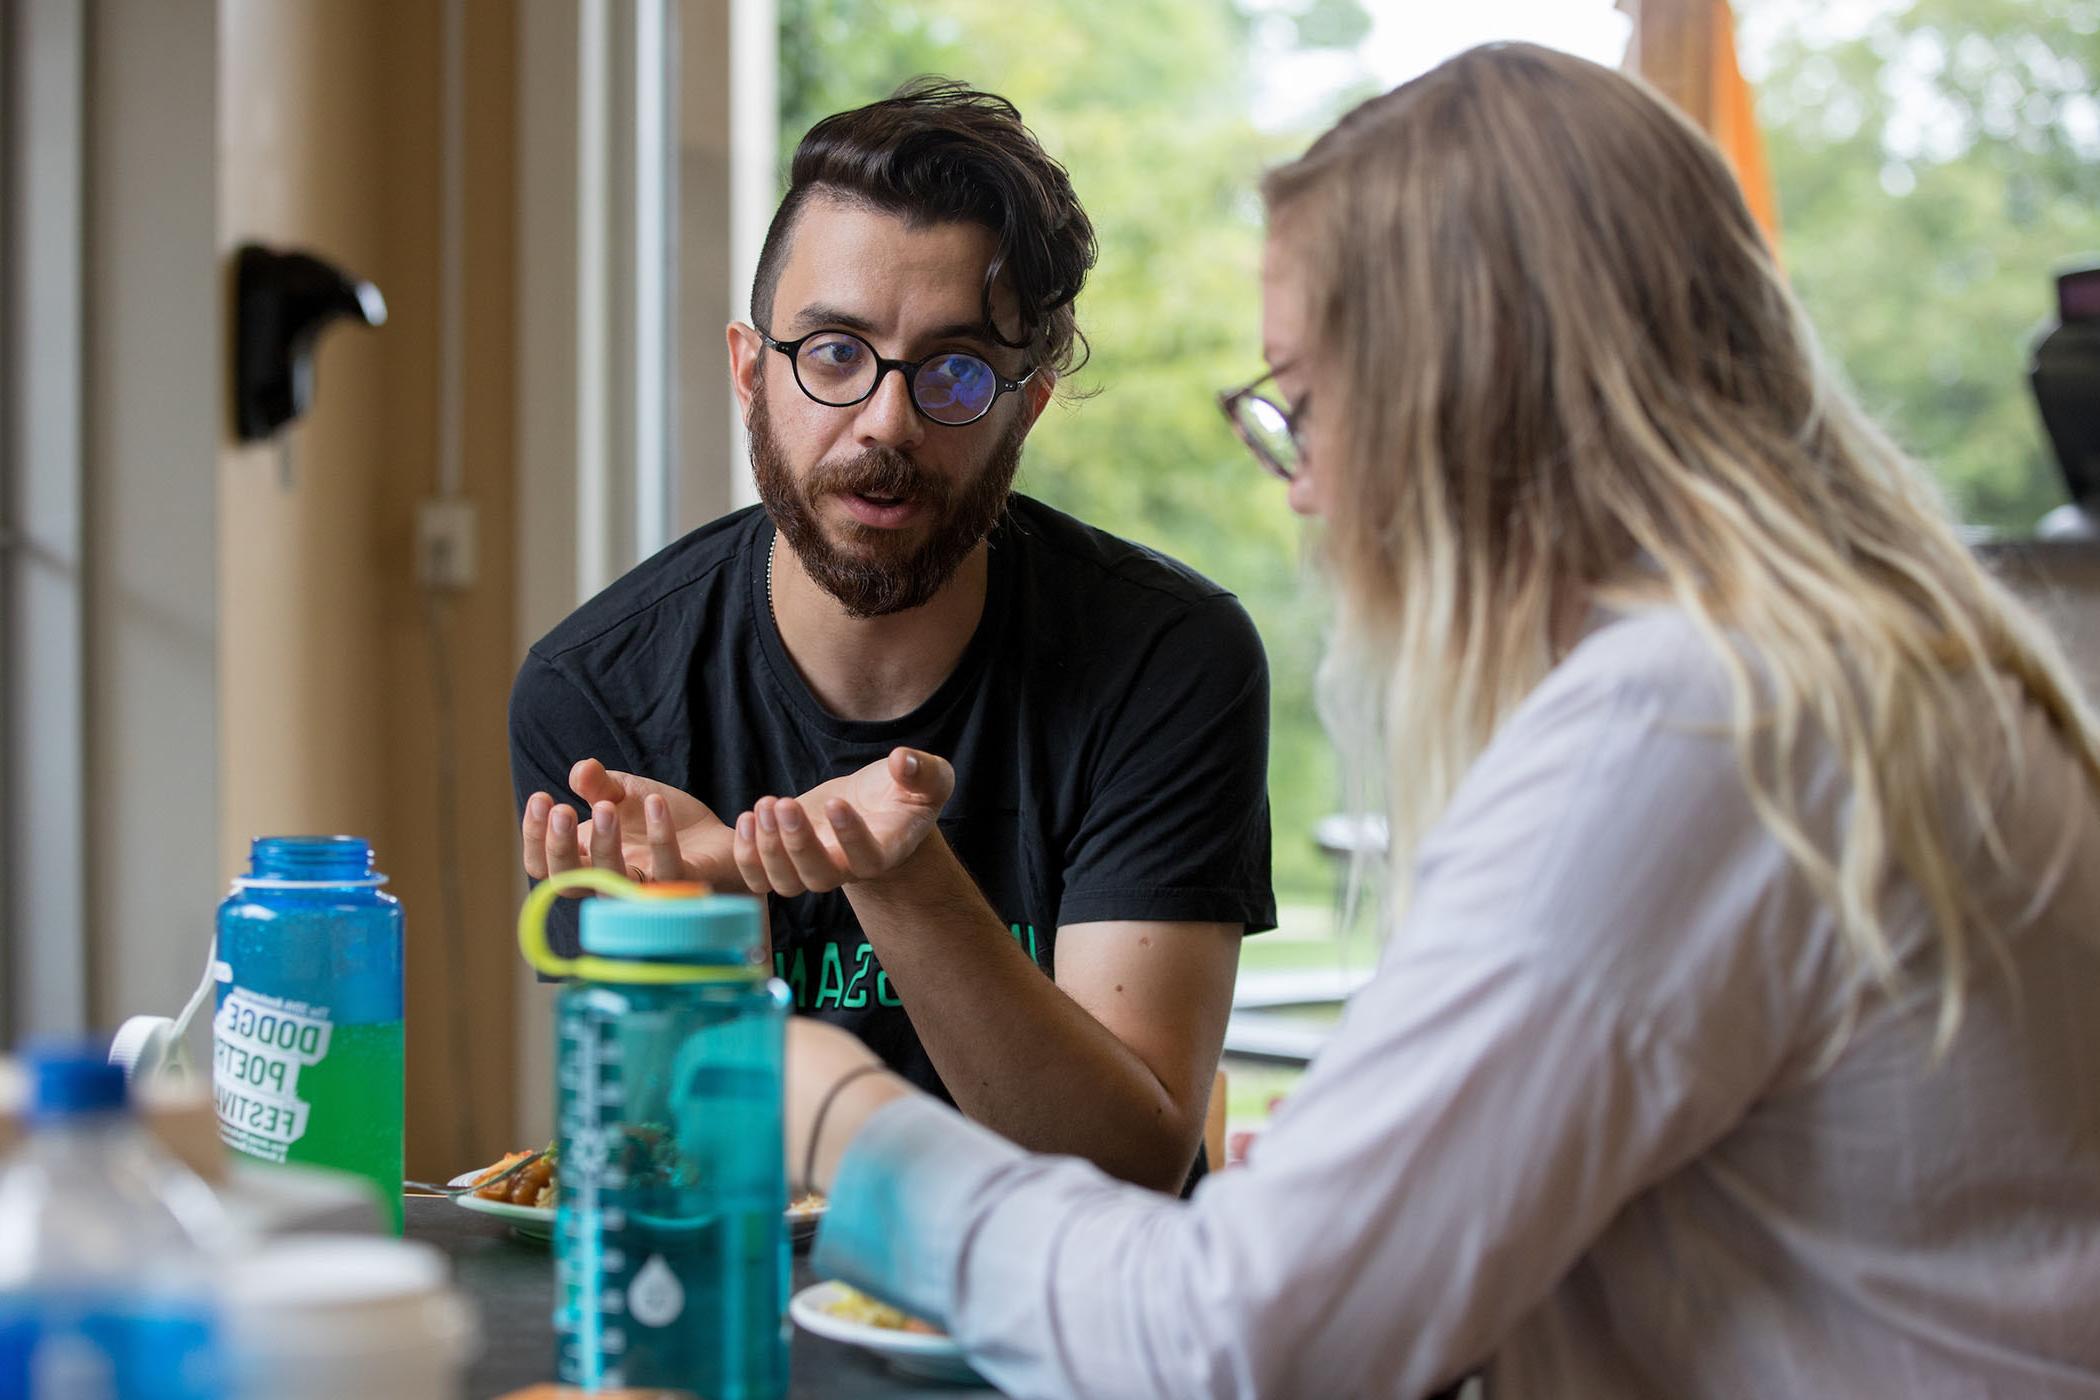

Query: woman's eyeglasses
[
  {"left": 1217, "top": 370, "right": 1303, "bottom": 482},
  {"left": 758, "top": 327, "right": 1037, "bottom": 427}
]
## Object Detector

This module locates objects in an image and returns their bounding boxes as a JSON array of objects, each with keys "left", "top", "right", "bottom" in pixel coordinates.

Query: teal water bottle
[
  {"left": 213, "top": 836, "right": 405, "bottom": 1233},
  {"left": 520, "top": 870, "right": 790, "bottom": 1399}
]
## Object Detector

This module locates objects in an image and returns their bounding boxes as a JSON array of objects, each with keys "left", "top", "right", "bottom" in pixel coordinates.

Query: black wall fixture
[{"left": 231, "top": 243, "right": 387, "bottom": 443}]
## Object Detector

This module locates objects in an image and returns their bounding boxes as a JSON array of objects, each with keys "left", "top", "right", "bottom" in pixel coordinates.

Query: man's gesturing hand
[
  {"left": 733, "top": 747, "right": 955, "bottom": 897},
  {"left": 520, "top": 759, "right": 740, "bottom": 889}
]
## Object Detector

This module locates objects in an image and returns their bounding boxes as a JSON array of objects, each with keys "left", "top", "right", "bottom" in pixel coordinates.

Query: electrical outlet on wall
[{"left": 416, "top": 498, "right": 478, "bottom": 591}]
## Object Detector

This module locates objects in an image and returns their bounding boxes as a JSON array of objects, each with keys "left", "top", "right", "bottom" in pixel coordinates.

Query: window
[
  {"left": 773, "top": 1, "right": 1631, "bottom": 920},
  {"left": 1743, "top": 0, "right": 2098, "bottom": 532}
]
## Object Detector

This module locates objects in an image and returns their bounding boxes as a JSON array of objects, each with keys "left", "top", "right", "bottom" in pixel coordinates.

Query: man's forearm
[{"left": 842, "top": 835, "right": 1201, "bottom": 1191}]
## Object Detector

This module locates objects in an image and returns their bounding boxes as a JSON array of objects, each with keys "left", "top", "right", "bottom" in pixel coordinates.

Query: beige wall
[
  {"left": 217, "top": 0, "right": 520, "bottom": 1180},
  {"left": 218, "top": 0, "right": 390, "bottom": 852}
]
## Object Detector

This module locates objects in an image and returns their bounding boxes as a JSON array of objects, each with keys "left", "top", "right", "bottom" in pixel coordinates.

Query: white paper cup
[{"left": 222, "top": 1235, "right": 477, "bottom": 1400}]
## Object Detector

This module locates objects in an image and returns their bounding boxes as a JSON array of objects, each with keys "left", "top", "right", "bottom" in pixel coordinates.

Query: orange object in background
[
  {"left": 1619, "top": 0, "right": 1781, "bottom": 252},
  {"left": 631, "top": 881, "right": 712, "bottom": 900}
]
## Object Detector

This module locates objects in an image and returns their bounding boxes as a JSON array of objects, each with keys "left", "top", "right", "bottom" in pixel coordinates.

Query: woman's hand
[{"left": 788, "top": 1019, "right": 916, "bottom": 1195}]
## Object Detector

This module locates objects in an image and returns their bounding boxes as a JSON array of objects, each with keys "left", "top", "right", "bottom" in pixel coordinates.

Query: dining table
[{"left": 404, "top": 1195, "right": 1001, "bottom": 1399}]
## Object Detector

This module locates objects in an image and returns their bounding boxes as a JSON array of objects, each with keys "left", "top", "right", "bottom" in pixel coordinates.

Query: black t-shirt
[{"left": 509, "top": 495, "right": 1276, "bottom": 1103}]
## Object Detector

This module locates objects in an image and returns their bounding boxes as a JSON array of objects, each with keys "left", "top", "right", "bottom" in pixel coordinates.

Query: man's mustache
[{"left": 807, "top": 448, "right": 948, "bottom": 506}]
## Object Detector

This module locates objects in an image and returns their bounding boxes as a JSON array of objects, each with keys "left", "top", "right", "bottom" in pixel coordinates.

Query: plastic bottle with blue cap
[
  {"left": 0, "top": 1044, "right": 229, "bottom": 1399},
  {"left": 520, "top": 869, "right": 791, "bottom": 1399}
]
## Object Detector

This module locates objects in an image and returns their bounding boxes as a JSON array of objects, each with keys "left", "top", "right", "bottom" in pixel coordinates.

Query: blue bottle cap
[
  {"left": 24, "top": 1044, "right": 128, "bottom": 1118},
  {"left": 578, "top": 889, "right": 766, "bottom": 965}
]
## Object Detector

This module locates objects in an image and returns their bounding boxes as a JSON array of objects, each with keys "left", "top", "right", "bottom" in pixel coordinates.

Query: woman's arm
[{"left": 801, "top": 634, "right": 1830, "bottom": 1398}]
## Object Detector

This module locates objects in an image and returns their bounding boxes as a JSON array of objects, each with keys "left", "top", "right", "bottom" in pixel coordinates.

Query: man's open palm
[
  {"left": 520, "top": 749, "right": 954, "bottom": 897},
  {"left": 733, "top": 747, "right": 955, "bottom": 896}
]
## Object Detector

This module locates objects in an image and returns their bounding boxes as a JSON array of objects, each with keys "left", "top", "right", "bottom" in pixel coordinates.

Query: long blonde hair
[{"left": 1269, "top": 43, "right": 2100, "bottom": 1045}]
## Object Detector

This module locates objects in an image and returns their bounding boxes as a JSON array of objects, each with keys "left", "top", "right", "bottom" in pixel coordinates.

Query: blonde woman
[{"left": 782, "top": 43, "right": 2100, "bottom": 1398}]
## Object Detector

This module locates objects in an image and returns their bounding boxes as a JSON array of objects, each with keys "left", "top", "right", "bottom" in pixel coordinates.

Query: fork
[{"left": 404, "top": 1148, "right": 545, "bottom": 1199}]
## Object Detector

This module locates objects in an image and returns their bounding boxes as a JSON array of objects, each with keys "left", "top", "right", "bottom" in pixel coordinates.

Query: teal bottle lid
[{"left": 577, "top": 887, "right": 765, "bottom": 965}]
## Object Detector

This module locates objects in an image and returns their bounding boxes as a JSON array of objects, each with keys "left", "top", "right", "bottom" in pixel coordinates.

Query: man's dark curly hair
[{"left": 750, "top": 78, "right": 1096, "bottom": 377}]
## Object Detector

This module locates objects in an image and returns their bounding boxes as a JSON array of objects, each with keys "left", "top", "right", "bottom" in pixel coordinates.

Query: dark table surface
[{"left": 404, "top": 1195, "right": 999, "bottom": 1400}]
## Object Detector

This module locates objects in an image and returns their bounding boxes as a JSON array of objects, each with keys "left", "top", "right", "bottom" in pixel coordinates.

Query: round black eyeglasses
[
  {"left": 1217, "top": 369, "right": 1302, "bottom": 483},
  {"left": 758, "top": 327, "right": 1038, "bottom": 427}
]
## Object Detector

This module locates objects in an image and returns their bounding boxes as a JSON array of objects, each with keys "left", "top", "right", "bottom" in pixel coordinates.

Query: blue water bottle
[
  {"left": 212, "top": 836, "right": 405, "bottom": 1233},
  {"left": 0, "top": 1046, "right": 228, "bottom": 1399},
  {"left": 519, "top": 870, "right": 790, "bottom": 1400}
]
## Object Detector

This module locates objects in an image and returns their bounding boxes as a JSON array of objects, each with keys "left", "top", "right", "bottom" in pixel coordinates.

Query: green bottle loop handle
[{"left": 518, "top": 867, "right": 767, "bottom": 985}]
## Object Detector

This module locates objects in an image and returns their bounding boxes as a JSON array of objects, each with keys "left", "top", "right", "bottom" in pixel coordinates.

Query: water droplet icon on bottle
[{"left": 628, "top": 1254, "right": 685, "bottom": 1328}]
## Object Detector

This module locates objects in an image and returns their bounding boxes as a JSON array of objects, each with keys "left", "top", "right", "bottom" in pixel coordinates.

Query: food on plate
[
  {"left": 823, "top": 1284, "right": 941, "bottom": 1335},
  {"left": 473, "top": 1143, "right": 557, "bottom": 1207},
  {"left": 467, "top": 1144, "right": 826, "bottom": 1218}
]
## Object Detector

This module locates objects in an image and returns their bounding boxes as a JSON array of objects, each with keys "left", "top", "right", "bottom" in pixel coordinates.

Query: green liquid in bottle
[
  {"left": 214, "top": 1013, "right": 405, "bottom": 1234},
  {"left": 291, "top": 1020, "right": 405, "bottom": 1233}
]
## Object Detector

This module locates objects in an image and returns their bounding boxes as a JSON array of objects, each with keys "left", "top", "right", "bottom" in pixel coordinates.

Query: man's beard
[{"left": 749, "top": 389, "right": 1026, "bottom": 619}]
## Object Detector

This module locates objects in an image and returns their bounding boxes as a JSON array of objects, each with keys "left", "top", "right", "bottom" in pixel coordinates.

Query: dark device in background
[
  {"left": 232, "top": 244, "right": 386, "bottom": 443},
  {"left": 2031, "top": 263, "right": 2100, "bottom": 508}
]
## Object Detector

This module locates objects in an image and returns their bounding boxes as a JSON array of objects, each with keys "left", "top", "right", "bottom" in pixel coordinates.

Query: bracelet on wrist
[{"left": 802, "top": 1062, "right": 890, "bottom": 1194}]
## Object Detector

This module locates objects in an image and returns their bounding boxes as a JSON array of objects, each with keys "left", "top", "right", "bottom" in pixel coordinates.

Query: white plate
[
  {"left": 790, "top": 1280, "right": 985, "bottom": 1386},
  {"left": 453, "top": 1194, "right": 557, "bottom": 1240},
  {"left": 443, "top": 1173, "right": 827, "bottom": 1245},
  {"left": 447, "top": 1172, "right": 556, "bottom": 1240},
  {"left": 787, "top": 1194, "right": 829, "bottom": 1240}
]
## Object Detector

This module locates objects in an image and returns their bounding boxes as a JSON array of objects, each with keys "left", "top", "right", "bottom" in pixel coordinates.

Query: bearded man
[{"left": 509, "top": 81, "right": 1273, "bottom": 1192}]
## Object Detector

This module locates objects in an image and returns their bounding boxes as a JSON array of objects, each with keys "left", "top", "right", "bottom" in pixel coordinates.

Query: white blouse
[{"left": 815, "top": 609, "right": 2100, "bottom": 1398}]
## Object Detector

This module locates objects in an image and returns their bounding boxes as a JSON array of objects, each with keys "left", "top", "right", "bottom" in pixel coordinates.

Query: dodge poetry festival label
[{"left": 212, "top": 988, "right": 332, "bottom": 1162}]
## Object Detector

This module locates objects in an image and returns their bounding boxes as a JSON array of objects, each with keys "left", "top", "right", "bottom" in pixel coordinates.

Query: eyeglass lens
[
  {"left": 793, "top": 331, "right": 1001, "bottom": 425},
  {"left": 1234, "top": 395, "right": 1300, "bottom": 477}
]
